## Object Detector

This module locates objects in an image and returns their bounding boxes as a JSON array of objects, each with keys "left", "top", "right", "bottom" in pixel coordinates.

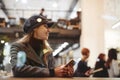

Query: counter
[{"left": 0, "top": 76, "right": 120, "bottom": 80}]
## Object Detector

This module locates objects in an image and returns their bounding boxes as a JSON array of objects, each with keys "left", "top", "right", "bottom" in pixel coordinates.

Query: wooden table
[{"left": 0, "top": 76, "right": 120, "bottom": 80}]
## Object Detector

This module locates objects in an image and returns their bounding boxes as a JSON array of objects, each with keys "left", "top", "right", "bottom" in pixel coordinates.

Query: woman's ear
[{"left": 33, "top": 27, "right": 37, "bottom": 31}]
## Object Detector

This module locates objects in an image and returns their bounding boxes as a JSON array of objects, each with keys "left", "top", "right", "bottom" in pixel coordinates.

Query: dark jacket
[
  {"left": 93, "top": 60, "right": 109, "bottom": 77},
  {"left": 74, "top": 60, "right": 91, "bottom": 77},
  {"left": 10, "top": 42, "right": 55, "bottom": 77}
]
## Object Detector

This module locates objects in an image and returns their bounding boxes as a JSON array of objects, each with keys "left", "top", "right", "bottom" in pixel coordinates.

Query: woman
[
  {"left": 106, "top": 48, "right": 120, "bottom": 77},
  {"left": 10, "top": 15, "right": 73, "bottom": 77},
  {"left": 93, "top": 53, "right": 109, "bottom": 77},
  {"left": 74, "top": 48, "right": 92, "bottom": 77}
]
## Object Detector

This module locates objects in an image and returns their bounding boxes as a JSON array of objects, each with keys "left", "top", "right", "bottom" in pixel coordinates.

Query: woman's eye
[{"left": 44, "top": 24, "right": 48, "bottom": 28}]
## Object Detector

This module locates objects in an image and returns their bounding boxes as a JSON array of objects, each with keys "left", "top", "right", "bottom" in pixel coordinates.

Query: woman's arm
[
  {"left": 112, "top": 60, "right": 120, "bottom": 77},
  {"left": 10, "top": 44, "right": 51, "bottom": 77}
]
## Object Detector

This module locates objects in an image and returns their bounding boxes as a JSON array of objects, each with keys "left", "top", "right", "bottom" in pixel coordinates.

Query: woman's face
[
  {"left": 84, "top": 53, "right": 89, "bottom": 59},
  {"left": 33, "top": 24, "right": 50, "bottom": 40}
]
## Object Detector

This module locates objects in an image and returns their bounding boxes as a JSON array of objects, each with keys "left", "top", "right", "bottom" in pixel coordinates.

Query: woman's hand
[
  {"left": 66, "top": 65, "right": 74, "bottom": 77},
  {"left": 54, "top": 65, "right": 74, "bottom": 77},
  {"left": 54, "top": 65, "right": 68, "bottom": 77},
  {"left": 85, "top": 69, "right": 92, "bottom": 76}
]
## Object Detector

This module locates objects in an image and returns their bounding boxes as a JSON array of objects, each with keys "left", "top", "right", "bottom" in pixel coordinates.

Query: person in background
[
  {"left": 10, "top": 15, "right": 73, "bottom": 77},
  {"left": 0, "top": 52, "right": 4, "bottom": 70},
  {"left": 93, "top": 53, "right": 109, "bottom": 77},
  {"left": 106, "top": 48, "right": 120, "bottom": 77},
  {"left": 39, "top": 8, "right": 47, "bottom": 18},
  {"left": 67, "top": 11, "right": 81, "bottom": 29},
  {"left": 69, "top": 11, "right": 81, "bottom": 25},
  {"left": 74, "top": 48, "right": 92, "bottom": 77}
]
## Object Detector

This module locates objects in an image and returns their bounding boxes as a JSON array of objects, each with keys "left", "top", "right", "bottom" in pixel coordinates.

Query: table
[{"left": 0, "top": 76, "right": 120, "bottom": 80}]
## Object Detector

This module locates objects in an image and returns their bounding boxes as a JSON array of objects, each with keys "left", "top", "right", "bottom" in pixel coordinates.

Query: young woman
[
  {"left": 93, "top": 53, "right": 109, "bottom": 77},
  {"left": 10, "top": 15, "right": 73, "bottom": 77},
  {"left": 74, "top": 48, "right": 92, "bottom": 77},
  {"left": 106, "top": 48, "right": 120, "bottom": 77}
]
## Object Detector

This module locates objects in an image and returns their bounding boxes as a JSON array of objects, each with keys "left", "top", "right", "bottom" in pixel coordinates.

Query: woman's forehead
[{"left": 37, "top": 24, "right": 48, "bottom": 28}]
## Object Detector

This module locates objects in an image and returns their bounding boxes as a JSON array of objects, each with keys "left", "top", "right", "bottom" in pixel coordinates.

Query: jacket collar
[{"left": 19, "top": 43, "right": 44, "bottom": 65}]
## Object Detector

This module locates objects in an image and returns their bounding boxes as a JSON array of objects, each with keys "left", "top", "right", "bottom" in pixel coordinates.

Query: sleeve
[
  {"left": 10, "top": 43, "right": 52, "bottom": 77},
  {"left": 47, "top": 53, "right": 55, "bottom": 77},
  {"left": 112, "top": 60, "right": 120, "bottom": 77},
  {"left": 48, "top": 53, "right": 55, "bottom": 69},
  {"left": 74, "top": 61, "right": 88, "bottom": 77}
]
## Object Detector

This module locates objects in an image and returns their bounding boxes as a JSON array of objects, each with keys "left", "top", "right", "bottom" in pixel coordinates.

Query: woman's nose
[{"left": 47, "top": 28, "right": 50, "bottom": 32}]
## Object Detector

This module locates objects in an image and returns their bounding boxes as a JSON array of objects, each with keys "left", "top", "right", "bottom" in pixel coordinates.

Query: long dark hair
[
  {"left": 106, "top": 48, "right": 118, "bottom": 69},
  {"left": 98, "top": 53, "right": 106, "bottom": 61}
]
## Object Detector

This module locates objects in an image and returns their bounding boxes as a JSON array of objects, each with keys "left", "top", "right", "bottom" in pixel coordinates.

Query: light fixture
[
  {"left": 53, "top": 42, "right": 69, "bottom": 56},
  {"left": 52, "top": 2, "right": 58, "bottom": 8},
  {"left": 16, "top": 0, "right": 19, "bottom": 2},
  {"left": 21, "top": 0, "right": 27, "bottom": 4},
  {"left": 78, "top": 8, "right": 81, "bottom": 11},
  {"left": 1, "top": 40, "right": 5, "bottom": 44},
  {"left": 112, "top": 21, "right": 120, "bottom": 29}
]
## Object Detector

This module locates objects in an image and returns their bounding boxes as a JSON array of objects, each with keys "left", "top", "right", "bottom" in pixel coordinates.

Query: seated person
[
  {"left": 74, "top": 48, "right": 92, "bottom": 77},
  {"left": 10, "top": 15, "right": 74, "bottom": 77},
  {"left": 93, "top": 53, "right": 109, "bottom": 77},
  {"left": 68, "top": 11, "right": 81, "bottom": 29},
  {"left": 70, "top": 11, "right": 81, "bottom": 25}
]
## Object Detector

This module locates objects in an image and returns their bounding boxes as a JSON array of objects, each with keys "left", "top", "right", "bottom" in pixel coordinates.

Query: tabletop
[{"left": 0, "top": 76, "right": 120, "bottom": 80}]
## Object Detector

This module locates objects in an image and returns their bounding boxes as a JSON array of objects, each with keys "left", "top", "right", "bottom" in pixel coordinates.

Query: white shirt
[{"left": 108, "top": 60, "right": 120, "bottom": 77}]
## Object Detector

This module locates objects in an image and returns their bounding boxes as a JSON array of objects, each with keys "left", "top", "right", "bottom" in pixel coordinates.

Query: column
[{"left": 80, "top": 0, "right": 105, "bottom": 67}]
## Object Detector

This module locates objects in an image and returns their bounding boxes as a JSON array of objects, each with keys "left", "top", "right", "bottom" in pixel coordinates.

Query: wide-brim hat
[{"left": 23, "top": 15, "right": 54, "bottom": 33}]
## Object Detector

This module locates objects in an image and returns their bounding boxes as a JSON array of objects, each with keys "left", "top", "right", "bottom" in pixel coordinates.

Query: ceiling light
[
  {"left": 21, "top": 0, "right": 27, "bottom": 4},
  {"left": 16, "top": 0, "right": 19, "bottom": 2},
  {"left": 53, "top": 42, "right": 69, "bottom": 56},
  {"left": 112, "top": 21, "right": 120, "bottom": 29},
  {"left": 78, "top": 8, "right": 81, "bottom": 11},
  {"left": 102, "top": 15, "right": 117, "bottom": 21},
  {"left": 1, "top": 40, "right": 5, "bottom": 44},
  {"left": 52, "top": 2, "right": 58, "bottom": 8}
]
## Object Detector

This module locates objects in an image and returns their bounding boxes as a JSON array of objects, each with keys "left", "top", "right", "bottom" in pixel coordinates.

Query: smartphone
[
  {"left": 65, "top": 59, "right": 75, "bottom": 67},
  {"left": 90, "top": 68, "right": 103, "bottom": 74}
]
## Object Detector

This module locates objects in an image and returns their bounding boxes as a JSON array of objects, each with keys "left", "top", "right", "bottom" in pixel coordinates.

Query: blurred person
[
  {"left": 74, "top": 48, "right": 92, "bottom": 77},
  {"left": 0, "top": 52, "right": 4, "bottom": 70},
  {"left": 67, "top": 11, "right": 81, "bottom": 29},
  {"left": 10, "top": 15, "right": 73, "bottom": 77},
  {"left": 39, "top": 8, "right": 47, "bottom": 18},
  {"left": 93, "top": 53, "right": 109, "bottom": 77},
  {"left": 106, "top": 48, "right": 120, "bottom": 77},
  {"left": 69, "top": 11, "right": 81, "bottom": 25}
]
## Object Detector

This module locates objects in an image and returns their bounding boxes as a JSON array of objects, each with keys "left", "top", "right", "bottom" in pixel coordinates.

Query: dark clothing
[
  {"left": 93, "top": 60, "right": 109, "bottom": 77},
  {"left": 10, "top": 42, "right": 55, "bottom": 77},
  {"left": 70, "top": 17, "right": 80, "bottom": 25},
  {"left": 74, "top": 60, "right": 91, "bottom": 77}
]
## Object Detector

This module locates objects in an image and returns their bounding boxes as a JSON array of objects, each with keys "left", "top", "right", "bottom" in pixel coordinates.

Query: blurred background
[
  {"left": 0, "top": 0, "right": 81, "bottom": 73},
  {"left": 0, "top": 0, "right": 120, "bottom": 76}
]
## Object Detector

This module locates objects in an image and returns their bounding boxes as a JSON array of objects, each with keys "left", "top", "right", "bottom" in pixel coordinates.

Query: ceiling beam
[
  {"left": 0, "top": 0, "right": 8, "bottom": 16},
  {"left": 65, "top": 0, "right": 79, "bottom": 19}
]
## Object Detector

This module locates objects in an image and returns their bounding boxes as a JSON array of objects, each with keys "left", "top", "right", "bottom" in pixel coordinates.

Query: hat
[
  {"left": 81, "top": 48, "right": 90, "bottom": 56},
  {"left": 23, "top": 15, "right": 53, "bottom": 33},
  {"left": 109, "top": 48, "right": 119, "bottom": 53}
]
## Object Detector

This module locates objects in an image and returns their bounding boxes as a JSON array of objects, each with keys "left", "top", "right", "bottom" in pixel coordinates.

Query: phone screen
[{"left": 65, "top": 59, "right": 75, "bottom": 67}]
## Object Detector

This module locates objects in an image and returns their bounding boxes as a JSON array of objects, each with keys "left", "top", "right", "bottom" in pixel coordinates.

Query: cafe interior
[{"left": 0, "top": 0, "right": 120, "bottom": 80}]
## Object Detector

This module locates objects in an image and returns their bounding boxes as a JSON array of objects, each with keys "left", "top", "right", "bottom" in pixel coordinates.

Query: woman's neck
[
  {"left": 82, "top": 57, "right": 87, "bottom": 61},
  {"left": 29, "top": 36, "right": 43, "bottom": 51}
]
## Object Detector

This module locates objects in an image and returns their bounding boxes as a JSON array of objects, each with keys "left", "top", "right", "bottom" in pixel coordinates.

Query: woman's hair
[
  {"left": 108, "top": 48, "right": 117, "bottom": 60},
  {"left": 98, "top": 53, "right": 105, "bottom": 61},
  {"left": 16, "top": 31, "right": 53, "bottom": 53},
  {"left": 16, "top": 32, "right": 33, "bottom": 43},
  {"left": 81, "top": 48, "right": 90, "bottom": 56},
  {"left": 106, "top": 48, "right": 118, "bottom": 68}
]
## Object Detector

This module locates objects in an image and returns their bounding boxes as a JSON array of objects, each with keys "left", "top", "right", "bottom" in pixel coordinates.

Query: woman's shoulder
[
  {"left": 11, "top": 42, "right": 19, "bottom": 46},
  {"left": 11, "top": 42, "right": 27, "bottom": 49},
  {"left": 112, "top": 59, "right": 119, "bottom": 65}
]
